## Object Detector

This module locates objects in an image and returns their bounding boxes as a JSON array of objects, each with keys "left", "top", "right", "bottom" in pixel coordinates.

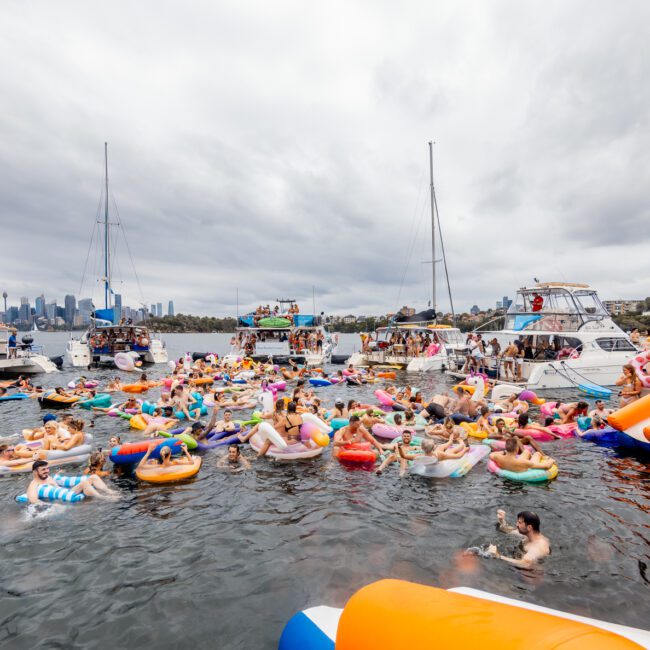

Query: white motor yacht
[
  {"left": 0, "top": 325, "right": 59, "bottom": 376},
  {"left": 447, "top": 282, "right": 637, "bottom": 390}
]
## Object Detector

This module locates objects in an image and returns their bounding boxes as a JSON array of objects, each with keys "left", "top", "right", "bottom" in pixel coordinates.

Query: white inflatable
[
  {"left": 248, "top": 433, "right": 323, "bottom": 460},
  {"left": 300, "top": 413, "right": 332, "bottom": 434},
  {"left": 490, "top": 383, "right": 522, "bottom": 402},
  {"left": 114, "top": 352, "right": 135, "bottom": 372},
  {"left": 410, "top": 445, "right": 489, "bottom": 478},
  {"left": 258, "top": 390, "right": 274, "bottom": 414},
  {"left": 256, "top": 422, "right": 287, "bottom": 449}
]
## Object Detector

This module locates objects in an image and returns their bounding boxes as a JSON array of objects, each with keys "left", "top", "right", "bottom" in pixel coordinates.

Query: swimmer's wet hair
[
  {"left": 349, "top": 415, "right": 360, "bottom": 423},
  {"left": 517, "top": 511, "right": 541, "bottom": 532}
]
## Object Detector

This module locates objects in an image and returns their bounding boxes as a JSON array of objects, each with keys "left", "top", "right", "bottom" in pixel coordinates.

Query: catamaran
[
  {"left": 347, "top": 142, "right": 461, "bottom": 371},
  {"left": 65, "top": 144, "right": 167, "bottom": 368}
]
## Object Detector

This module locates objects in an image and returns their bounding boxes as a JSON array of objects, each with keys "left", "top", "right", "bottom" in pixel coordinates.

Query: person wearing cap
[
  {"left": 7, "top": 329, "right": 17, "bottom": 359},
  {"left": 26, "top": 459, "right": 118, "bottom": 503},
  {"left": 327, "top": 399, "right": 348, "bottom": 422}
]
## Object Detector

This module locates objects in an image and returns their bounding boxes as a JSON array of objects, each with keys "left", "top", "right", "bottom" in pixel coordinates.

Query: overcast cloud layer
[{"left": 1, "top": 1, "right": 649, "bottom": 317}]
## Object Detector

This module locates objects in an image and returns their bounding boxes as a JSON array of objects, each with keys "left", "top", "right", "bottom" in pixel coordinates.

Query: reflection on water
[{"left": 0, "top": 333, "right": 649, "bottom": 648}]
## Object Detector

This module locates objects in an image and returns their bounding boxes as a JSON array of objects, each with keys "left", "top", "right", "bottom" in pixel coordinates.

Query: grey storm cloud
[{"left": 1, "top": 0, "right": 649, "bottom": 318}]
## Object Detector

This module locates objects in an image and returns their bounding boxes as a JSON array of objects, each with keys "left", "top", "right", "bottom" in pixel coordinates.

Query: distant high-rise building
[
  {"left": 45, "top": 302, "right": 57, "bottom": 321},
  {"left": 156, "top": 302, "right": 163, "bottom": 317},
  {"left": 64, "top": 295, "right": 76, "bottom": 324},
  {"left": 168, "top": 300, "right": 174, "bottom": 317},
  {"left": 502, "top": 296, "right": 511, "bottom": 310},
  {"left": 78, "top": 298, "right": 94, "bottom": 325},
  {"left": 35, "top": 295, "right": 45, "bottom": 317},
  {"left": 150, "top": 304, "right": 156, "bottom": 316},
  {"left": 496, "top": 300, "right": 502, "bottom": 310},
  {"left": 19, "top": 299, "right": 31, "bottom": 323},
  {"left": 114, "top": 294, "right": 122, "bottom": 320},
  {"left": 7, "top": 306, "right": 19, "bottom": 323}
]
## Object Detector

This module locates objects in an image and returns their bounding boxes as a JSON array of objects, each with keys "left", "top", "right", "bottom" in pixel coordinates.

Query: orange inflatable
[
  {"left": 121, "top": 384, "right": 149, "bottom": 394},
  {"left": 376, "top": 371, "right": 396, "bottom": 379},
  {"left": 608, "top": 393, "right": 650, "bottom": 432},
  {"left": 336, "top": 580, "right": 642, "bottom": 649}
]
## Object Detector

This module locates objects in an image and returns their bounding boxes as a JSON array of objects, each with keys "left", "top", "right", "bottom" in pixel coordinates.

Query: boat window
[
  {"left": 595, "top": 337, "right": 637, "bottom": 352},
  {"left": 574, "top": 291, "right": 607, "bottom": 316}
]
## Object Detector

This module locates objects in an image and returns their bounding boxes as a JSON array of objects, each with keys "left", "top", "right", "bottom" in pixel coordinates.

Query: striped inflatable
[{"left": 15, "top": 474, "right": 88, "bottom": 504}]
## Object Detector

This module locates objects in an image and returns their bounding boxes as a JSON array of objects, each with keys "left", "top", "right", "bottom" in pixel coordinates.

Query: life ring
[{"left": 15, "top": 474, "right": 88, "bottom": 504}]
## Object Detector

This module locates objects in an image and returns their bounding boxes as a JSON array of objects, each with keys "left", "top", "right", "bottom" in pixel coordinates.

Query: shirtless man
[
  {"left": 333, "top": 415, "right": 384, "bottom": 454},
  {"left": 212, "top": 409, "right": 237, "bottom": 433},
  {"left": 420, "top": 393, "right": 452, "bottom": 422},
  {"left": 376, "top": 429, "right": 418, "bottom": 475},
  {"left": 500, "top": 342, "right": 519, "bottom": 381},
  {"left": 588, "top": 400, "right": 614, "bottom": 428},
  {"left": 489, "top": 437, "right": 555, "bottom": 473},
  {"left": 217, "top": 444, "right": 251, "bottom": 469},
  {"left": 360, "top": 408, "right": 384, "bottom": 430},
  {"left": 488, "top": 509, "right": 551, "bottom": 567},
  {"left": 26, "top": 460, "right": 118, "bottom": 503},
  {"left": 399, "top": 433, "right": 469, "bottom": 468}
]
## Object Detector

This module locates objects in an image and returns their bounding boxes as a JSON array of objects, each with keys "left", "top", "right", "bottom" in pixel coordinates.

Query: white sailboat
[{"left": 65, "top": 144, "right": 167, "bottom": 368}]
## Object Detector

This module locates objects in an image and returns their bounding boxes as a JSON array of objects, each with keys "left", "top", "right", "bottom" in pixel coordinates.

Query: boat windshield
[{"left": 505, "top": 287, "right": 608, "bottom": 331}]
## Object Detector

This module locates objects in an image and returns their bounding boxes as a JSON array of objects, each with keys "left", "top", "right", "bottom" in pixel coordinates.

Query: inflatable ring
[
  {"left": 487, "top": 458, "right": 558, "bottom": 482},
  {"left": 136, "top": 456, "right": 202, "bottom": 483}
]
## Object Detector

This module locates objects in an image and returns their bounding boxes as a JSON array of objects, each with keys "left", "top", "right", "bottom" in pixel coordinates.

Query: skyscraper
[
  {"left": 168, "top": 300, "right": 174, "bottom": 317},
  {"left": 45, "top": 302, "right": 57, "bottom": 321},
  {"left": 150, "top": 304, "right": 156, "bottom": 316},
  {"left": 19, "top": 298, "right": 31, "bottom": 323},
  {"left": 78, "top": 298, "right": 94, "bottom": 325},
  {"left": 114, "top": 293, "right": 122, "bottom": 319},
  {"left": 35, "top": 294, "right": 45, "bottom": 317},
  {"left": 156, "top": 302, "right": 163, "bottom": 317},
  {"left": 64, "top": 294, "right": 76, "bottom": 324}
]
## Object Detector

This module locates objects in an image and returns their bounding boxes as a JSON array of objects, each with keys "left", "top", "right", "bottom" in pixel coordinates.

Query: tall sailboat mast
[
  {"left": 428, "top": 141, "right": 436, "bottom": 313},
  {"left": 104, "top": 142, "right": 111, "bottom": 311}
]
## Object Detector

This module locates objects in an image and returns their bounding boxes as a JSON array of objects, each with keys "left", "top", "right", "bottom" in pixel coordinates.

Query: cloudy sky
[{"left": 1, "top": 1, "right": 648, "bottom": 317}]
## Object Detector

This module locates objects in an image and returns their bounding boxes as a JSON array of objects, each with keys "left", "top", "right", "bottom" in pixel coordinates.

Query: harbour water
[{"left": 1, "top": 332, "right": 649, "bottom": 648}]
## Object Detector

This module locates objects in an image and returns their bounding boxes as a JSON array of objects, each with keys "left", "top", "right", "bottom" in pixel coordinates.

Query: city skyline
[{"left": 0, "top": 289, "right": 176, "bottom": 328}]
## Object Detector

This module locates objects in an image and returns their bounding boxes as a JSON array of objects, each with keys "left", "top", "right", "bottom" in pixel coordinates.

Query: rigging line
[
  {"left": 77, "top": 183, "right": 105, "bottom": 298},
  {"left": 110, "top": 191, "right": 148, "bottom": 315},
  {"left": 433, "top": 188, "right": 455, "bottom": 321},
  {"left": 395, "top": 201, "right": 426, "bottom": 313},
  {"left": 395, "top": 165, "right": 428, "bottom": 311}
]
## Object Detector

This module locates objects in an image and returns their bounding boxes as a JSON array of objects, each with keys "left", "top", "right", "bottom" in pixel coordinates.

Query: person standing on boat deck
[
  {"left": 499, "top": 341, "right": 518, "bottom": 381},
  {"left": 513, "top": 338, "right": 525, "bottom": 381},
  {"left": 7, "top": 329, "right": 18, "bottom": 359}
]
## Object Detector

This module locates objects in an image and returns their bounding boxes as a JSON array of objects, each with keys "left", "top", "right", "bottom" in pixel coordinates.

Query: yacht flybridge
[
  {"left": 448, "top": 282, "right": 636, "bottom": 389},
  {"left": 224, "top": 299, "right": 334, "bottom": 366},
  {"left": 65, "top": 144, "right": 167, "bottom": 368}
]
